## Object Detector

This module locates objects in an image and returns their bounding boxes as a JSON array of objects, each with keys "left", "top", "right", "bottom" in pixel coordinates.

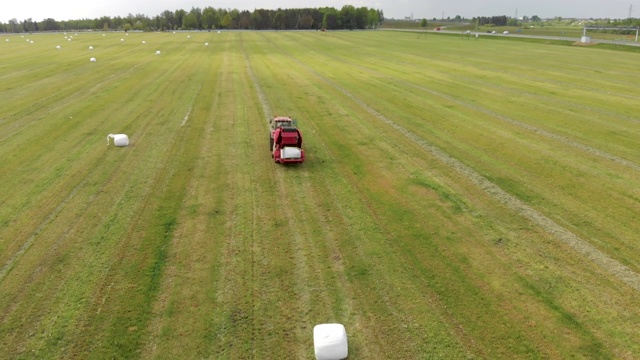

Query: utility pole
[{"left": 628, "top": 4, "right": 633, "bottom": 19}]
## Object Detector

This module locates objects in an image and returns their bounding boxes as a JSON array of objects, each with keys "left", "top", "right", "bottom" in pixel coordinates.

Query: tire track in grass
[
  {"left": 261, "top": 62, "right": 475, "bottom": 358},
  {"left": 248, "top": 33, "right": 469, "bottom": 358},
  {"left": 0, "top": 178, "right": 88, "bottom": 283},
  {"left": 0, "top": 58, "right": 203, "bottom": 356},
  {"left": 449, "top": 73, "right": 640, "bottom": 126},
  {"left": 141, "top": 49, "right": 227, "bottom": 358},
  {"left": 0, "top": 53, "right": 194, "bottom": 285},
  {"left": 399, "top": 80, "right": 640, "bottom": 172},
  {"left": 300, "top": 45, "right": 640, "bottom": 173},
  {"left": 241, "top": 36, "right": 309, "bottom": 359},
  {"left": 80, "top": 97, "right": 204, "bottom": 357},
  {"left": 0, "top": 61, "right": 146, "bottom": 141},
  {"left": 284, "top": 51, "right": 640, "bottom": 293},
  {"left": 242, "top": 34, "right": 366, "bottom": 358},
  {"left": 1, "top": 49, "right": 208, "bottom": 356}
]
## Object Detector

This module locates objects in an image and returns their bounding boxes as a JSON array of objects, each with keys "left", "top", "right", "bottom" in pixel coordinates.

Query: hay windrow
[{"left": 288, "top": 55, "right": 640, "bottom": 293}]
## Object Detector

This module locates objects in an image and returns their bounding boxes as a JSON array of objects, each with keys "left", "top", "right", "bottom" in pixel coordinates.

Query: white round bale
[
  {"left": 90, "top": 57, "right": 97, "bottom": 62},
  {"left": 155, "top": 50, "right": 161, "bottom": 55},
  {"left": 89, "top": 46, "right": 93, "bottom": 50},
  {"left": 217, "top": 31, "right": 220, "bottom": 34},
  {"left": 107, "top": 134, "right": 129, "bottom": 147},
  {"left": 141, "top": 40, "right": 146, "bottom": 44},
  {"left": 30, "top": 41, "right": 34, "bottom": 44},
  {"left": 121, "top": 38, "right": 124, "bottom": 42},
  {"left": 313, "top": 324, "right": 348, "bottom": 360},
  {"left": 205, "top": 42, "right": 209, "bottom": 46},
  {"left": 56, "top": 45, "right": 61, "bottom": 49}
]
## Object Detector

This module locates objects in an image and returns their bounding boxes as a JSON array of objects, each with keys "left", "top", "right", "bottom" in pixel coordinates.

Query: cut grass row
[
  {"left": 1, "top": 31, "right": 639, "bottom": 358},
  {"left": 243, "top": 31, "right": 639, "bottom": 357},
  {"left": 270, "top": 31, "right": 640, "bottom": 271}
]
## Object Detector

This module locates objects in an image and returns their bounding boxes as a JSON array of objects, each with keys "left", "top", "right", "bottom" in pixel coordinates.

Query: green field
[{"left": 1, "top": 30, "right": 639, "bottom": 359}]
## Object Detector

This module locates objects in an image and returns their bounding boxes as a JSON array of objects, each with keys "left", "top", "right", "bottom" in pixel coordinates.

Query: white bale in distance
[
  {"left": 90, "top": 57, "right": 97, "bottom": 62},
  {"left": 155, "top": 50, "right": 161, "bottom": 55},
  {"left": 102, "top": 34, "right": 106, "bottom": 36},
  {"left": 89, "top": 45, "right": 93, "bottom": 50},
  {"left": 107, "top": 134, "right": 129, "bottom": 147},
  {"left": 56, "top": 45, "right": 61, "bottom": 49},
  {"left": 121, "top": 38, "right": 124, "bottom": 42},
  {"left": 217, "top": 30, "right": 221, "bottom": 34},
  {"left": 142, "top": 40, "right": 146, "bottom": 44},
  {"left": 30, "top": 41, "right": 34, "bottom": 44},
  {"left": 205, "top": 42, "right": 209, "bottom": 46},
  {"left": 313, "top": 324, "right": 348, "bottom": 360},
  {"left": 5, "top": 39, "right": 9, "bottom": 42},
  {"left": 68, "top": 39, "right": 72, "bottom": 42}
]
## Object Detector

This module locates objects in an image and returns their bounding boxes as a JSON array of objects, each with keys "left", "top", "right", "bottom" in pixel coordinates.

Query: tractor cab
[{"left": 270, "top": 116, "right": 297, "bottom": 131}]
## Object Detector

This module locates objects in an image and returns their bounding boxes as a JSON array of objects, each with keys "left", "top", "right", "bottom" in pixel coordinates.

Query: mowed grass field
[{"left": 1, "top": 30, "right": 639, "bottom": 359}]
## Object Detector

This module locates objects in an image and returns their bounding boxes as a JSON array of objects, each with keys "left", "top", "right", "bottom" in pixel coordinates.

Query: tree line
[
  {"left": 1, "top": 6, "right": 384, "bottom": 33},
  {"left": 471, "top": 15, "right": 640, "bottom": 28}
]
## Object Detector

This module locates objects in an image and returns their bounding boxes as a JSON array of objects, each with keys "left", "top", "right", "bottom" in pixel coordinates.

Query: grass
[{"left": 1, "top": 30, "right": 639, "bottom": 359}]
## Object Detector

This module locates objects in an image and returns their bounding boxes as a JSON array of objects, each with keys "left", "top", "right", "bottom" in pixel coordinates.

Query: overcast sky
[{"left": 3, "top": 0, "right": 637, "bottom": 23}]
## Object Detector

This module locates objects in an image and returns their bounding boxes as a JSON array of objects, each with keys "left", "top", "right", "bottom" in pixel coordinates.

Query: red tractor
[{"left": 269, "top": 116, "right": 305, "bottom": 164}]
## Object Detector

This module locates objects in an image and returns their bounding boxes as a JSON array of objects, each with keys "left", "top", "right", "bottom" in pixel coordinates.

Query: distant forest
[
  {"left": 472, "top": 15, "right": 640, "bottom": 27},
  {"left": 1, "top": 6, "right": 384, "bottom": 33}
]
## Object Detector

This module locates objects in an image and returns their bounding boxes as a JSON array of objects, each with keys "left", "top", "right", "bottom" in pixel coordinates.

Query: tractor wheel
[{"left": 269, "top": 137, "right": 274, "bottom": 151}]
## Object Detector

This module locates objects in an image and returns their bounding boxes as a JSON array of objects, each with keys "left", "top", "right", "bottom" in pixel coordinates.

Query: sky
[{"left": 3, "top": 0, "right": 637, "bottom": 23}]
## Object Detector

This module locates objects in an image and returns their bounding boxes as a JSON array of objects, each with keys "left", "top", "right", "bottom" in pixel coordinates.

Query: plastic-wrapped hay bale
[
  {"left": 90, "top": 57, "right": 97, "bottom": 62},
  {"left": 313, "top": 324, "right": 348, "bottom": 360},
  {"left": 281, "top": 147, "right": 302, "bottom": 159},
  {"left": 107, "top": 134, "right": 129, "bottom": 147}
]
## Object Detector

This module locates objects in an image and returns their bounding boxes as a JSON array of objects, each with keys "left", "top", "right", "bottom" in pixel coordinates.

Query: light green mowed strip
[{"left": 1, "top": 31, "right": 639, "bottom": 358}]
